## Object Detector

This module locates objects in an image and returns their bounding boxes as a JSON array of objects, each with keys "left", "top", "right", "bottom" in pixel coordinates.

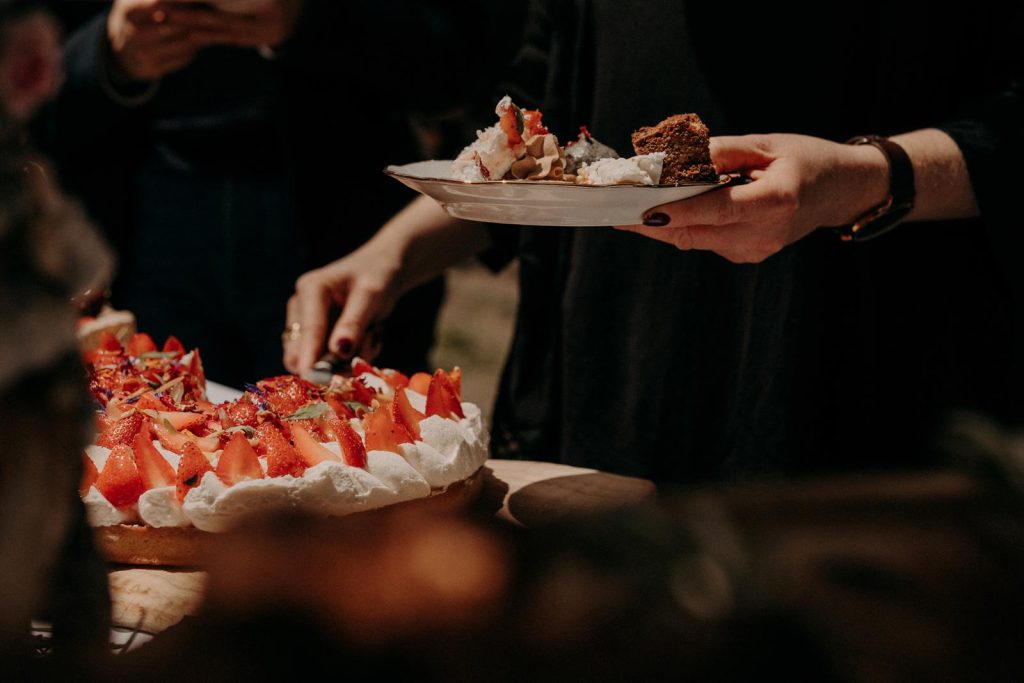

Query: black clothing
[
  {"left": 48, "top": 2, "right": 517, "bottom": 384},
  {"left": 491, "top": 1, "right": 1024, "bottom": 483}
]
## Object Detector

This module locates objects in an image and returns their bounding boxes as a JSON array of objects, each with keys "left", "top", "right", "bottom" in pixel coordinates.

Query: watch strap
[{"left": 838, "top": 135, "right": 916, "bottom": 242}]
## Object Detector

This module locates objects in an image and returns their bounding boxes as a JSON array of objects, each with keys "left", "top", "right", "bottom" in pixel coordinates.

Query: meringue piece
[
  {"left": 138, "top": 486, "right": 191, "bottom": 527},
  {"left": 404, "top": 403, "right": 489, "bottom": 488},
  {"left": 576, "top": 153, "right": 666, "bottom": 185},
  {"left": 83, "top": 486, "right": 136, "bottom": 526},
  {"left": 564, "top": 130, "right": 620, "bottom": 175}
]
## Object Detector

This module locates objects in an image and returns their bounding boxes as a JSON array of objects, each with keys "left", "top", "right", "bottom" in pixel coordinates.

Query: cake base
[{"left": 95, "top": 469, "right": 486, "bottom": 567}]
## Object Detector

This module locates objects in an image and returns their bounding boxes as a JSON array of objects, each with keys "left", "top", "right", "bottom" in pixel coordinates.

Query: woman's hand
[
  {"left": 617, "top": 134, "right": 891, "bottom": 263},
  {"left": 107, "top": 0, "right": 304, "bottom": 83},
  {"left": 282, "top": 196, "right": 491, "bottom": 375},
  {"left": 284, "top": 240, "right": 405, "bottom": 374},
  {"left": 165, "top": 0, "right": 304, "bottom": 51},
  {"left": 106, "top": 0, "right": 200, "bottom": 81}
]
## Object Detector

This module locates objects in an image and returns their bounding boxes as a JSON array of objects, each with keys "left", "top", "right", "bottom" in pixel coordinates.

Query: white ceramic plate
[{"left": 385, "top": 160, "right": 730, "bottom": 227}]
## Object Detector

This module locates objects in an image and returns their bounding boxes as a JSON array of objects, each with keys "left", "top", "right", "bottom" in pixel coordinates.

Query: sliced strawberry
[
  {"left": 96, "top": 444, "right": 146, "bottom": 507},
  {"left": 393, "top": 388, "right": 425, "bottom": 440},
  {"left": 132, "top": 430, "right": 175, "bottom": 489},
  {"left": 351, "top": 377, "right": 378, "bottom": 405},
  {"left": 95, "top": 411, "right": 112, "bottom": 435},
  {"left": 163, "top": 335, "right": 186, "bottom": 357},
  {"left": 447, "top": 367, "right": 462, "bottom": 398},
  {"left": 151, "top": 419, "right": 219, "bottom": 454},
  {"left": 188, "top": 347, "right": 207, "bottom": 392},
  {"left": 499, "top": 105, "right": 523, "bottom": 147},
  {"left": 407, "top": 372, "right": 432, "bottom": 394},
  {"left": 291, "top": 424, "right": 341, "bottom": 467},
  {"left": 194, "top": 399, "right": 218, "bottom": 413},
  {"left": 425, "top": 369, "right": 465, "bottom": 420},
  {"left": 143, "top": 410, "right": 206, "bottom": 432},
  {"left": 329, "top": 418, "right": 368, "bottom": 468},
  {"left": 134, "top": 392, "right": 170, "bottom": 412},
  {"left": 352, "top": 358, "right": 380, "bottom": 377},
  {"left": 81, "top": 452, "right": 98, "bottom": 496},
  {"left": 291, "top": 418, "right": 330, "bottom": 442},
  {"left": 382, "top": 369, "right": 410, "bottom": 392},
  {"left": 257, "top": 423, "right": 307, "bottom": 478},
  {"left": 126, "top": 333, "right": 157, "bottom": 356},
  {"left": 225, "top": 400, "right": 259, "bottom": 428},
  {"left": 522, "top": 108, "right": 549, "bottom": 137},
  {"left": 97, "top": 331, "right": 123, "bottom": 353},
  {"left": 258, "top": 375, "right": 320, "bottom": 416},
  {"left": 176, "top": 442, "right": 213, "bottom": 503},
  {"left": 325, "top": 394, "right": 355, "bottom": 420},
  {"left": 96, "top": 412, "right": 146, "bottom": 449},
  {"left": 363, "top": 407, "right": 414, "bottom": 455},
  {"left": 216, "top": 432, "right": 264, "bottom": 486}
]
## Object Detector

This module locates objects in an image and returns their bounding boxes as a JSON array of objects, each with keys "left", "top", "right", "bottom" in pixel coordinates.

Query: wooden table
[{"left": 107, "top": 459, "right": 656, "bottom": 633}]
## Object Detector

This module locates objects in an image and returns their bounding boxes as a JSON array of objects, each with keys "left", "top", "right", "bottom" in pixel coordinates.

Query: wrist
[
  {"left": 834, "top": 142, "right": 891, "bottom": 226},
  {"left": 99, "top": 36, "right": 160, "bottom": 106},
  {"left": 834, "top": 135, "right": 917, "bottom": 242}
]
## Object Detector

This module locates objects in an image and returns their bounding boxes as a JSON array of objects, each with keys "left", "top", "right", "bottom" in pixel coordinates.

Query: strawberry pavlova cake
[{"left": 79, "top": 332, "right": 488, "bottom": 566}]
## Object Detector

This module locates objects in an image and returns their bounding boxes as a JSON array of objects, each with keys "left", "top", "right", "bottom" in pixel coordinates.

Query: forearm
[
  {"left": 370, "top": 195, "right": 493, "bottom": 296},
  {"left": 891, "top": 129, "right": 980, "bottom": 222}
]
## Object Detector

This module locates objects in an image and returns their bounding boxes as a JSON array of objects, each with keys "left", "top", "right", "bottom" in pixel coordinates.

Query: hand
[
  {"left": 167, "top": 0, "right": 304, "bottom": 50},
  {"left": 106, "top": 0, "right": 201, "bottom": 81},
  {"left": 284, "top": 243, "right": 406, "bottom": 374},
  {"left": 617, "top": 134, "right": 890, "bottom": 263}
]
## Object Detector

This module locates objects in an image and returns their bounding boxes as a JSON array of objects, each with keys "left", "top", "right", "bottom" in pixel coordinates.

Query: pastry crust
[{"left": 95, "top": 468, "right": 485, "bottom": 567}]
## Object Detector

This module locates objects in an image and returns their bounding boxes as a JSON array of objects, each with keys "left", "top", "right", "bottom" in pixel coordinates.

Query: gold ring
[{"left": 281, "top": 322, "right": 302, "bottom": 344}]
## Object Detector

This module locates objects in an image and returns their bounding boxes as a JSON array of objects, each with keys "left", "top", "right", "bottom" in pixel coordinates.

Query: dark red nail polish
[
  {"left": 335, "top": 338, "right": 353, "bottom": 356},
  {"left": 643, "top": 212, "right": 670, "bottom": 227}
]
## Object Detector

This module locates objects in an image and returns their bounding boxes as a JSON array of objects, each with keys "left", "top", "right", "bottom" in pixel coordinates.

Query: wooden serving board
[{"left": 107, "top": 459, "right": 656, "bottom": 631}]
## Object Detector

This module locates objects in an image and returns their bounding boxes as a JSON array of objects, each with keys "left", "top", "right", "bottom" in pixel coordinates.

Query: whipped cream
[
  {"left": 83, "top": 486, "right": 136, "bottom": 526},
  {"left": 138, "top": 487, "right": 191, "bottom": 528},
  {"left": 577, "top": 153, "right": 666, "bottom": 185},
  {"left": 83, "top": 396, "right": 489, "bottom": 531},
  {"left": 451, "top": 96, "right": 521, "bottom": 182}
]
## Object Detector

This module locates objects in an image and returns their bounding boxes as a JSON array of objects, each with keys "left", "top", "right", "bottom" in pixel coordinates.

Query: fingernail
[
  {"left": 642, "top": 212, "right": 670, "bottom": 227},
  {"left": 335, "top": 338, "right": 353, "bottom": 356}
]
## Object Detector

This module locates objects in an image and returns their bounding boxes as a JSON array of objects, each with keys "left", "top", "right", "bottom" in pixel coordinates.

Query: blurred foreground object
[
  {"left": 110, "top": 466, "right": 1024, "bottom": 682},
  {"left": 0, "top": 0, "right": 114, "bottom": 674}
]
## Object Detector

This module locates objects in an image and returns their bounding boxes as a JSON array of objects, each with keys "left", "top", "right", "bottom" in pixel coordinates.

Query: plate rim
[{"left": 384, "top": 161, "right": 730, "bottom": 190}]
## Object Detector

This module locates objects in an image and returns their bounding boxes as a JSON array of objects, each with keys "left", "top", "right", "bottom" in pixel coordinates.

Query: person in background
[
  {"left": 47, "top": 0, "right": 517, "bottom": 387},
  {"left": 286, "top": 1, "right": 1024, "bottom": 484},
  {"left": 0, "top": 0, "right": 112, "bottom": 673}
]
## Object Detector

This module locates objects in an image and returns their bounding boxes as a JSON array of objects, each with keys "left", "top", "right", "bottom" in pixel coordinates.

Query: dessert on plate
[
  {"left": 630, "top": 113, "right": 718, "bottom": 184},
  {"left": 79, "top": 331, "right": 488, "bottom": 566},
  {"left": 450, "top": 97, "right": 718, "bottom": 186}
]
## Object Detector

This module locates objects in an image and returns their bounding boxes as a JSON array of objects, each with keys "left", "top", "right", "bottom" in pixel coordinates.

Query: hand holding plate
[{"left": 616, "top": 134, "right": 890, "bottom": 263}]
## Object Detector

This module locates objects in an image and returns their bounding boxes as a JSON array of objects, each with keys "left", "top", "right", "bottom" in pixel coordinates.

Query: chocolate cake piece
[{"left": 630, "top": 113, "right": 718, "bottom": 184}]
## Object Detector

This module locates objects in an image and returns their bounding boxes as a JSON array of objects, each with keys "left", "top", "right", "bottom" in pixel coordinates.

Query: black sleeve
[
  {"left": 939, "top": 84, "right": 1024, "bottom": 273},
  {"left": 53, "top": 12, "right": 152, "bottom": 158},
  {"left": 936, "top": 2, "right": 1023, "bottom": 291}
]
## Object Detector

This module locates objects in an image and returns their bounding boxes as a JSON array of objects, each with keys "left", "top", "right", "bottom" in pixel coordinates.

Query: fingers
[
  {"left": 708, "top": 135, "right": 775, "bottom": 174},
  {"left": 328, "top": 284, "right": 380, "bottom": 362},
  {"left": 283, "top": 295, "right": 301, "bottom": 373},
  {"left": 292, "top": 272, "right": 333, "bottom": 373}
]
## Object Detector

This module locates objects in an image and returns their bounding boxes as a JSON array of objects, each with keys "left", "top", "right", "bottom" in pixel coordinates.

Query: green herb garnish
[{"left": 285, "top": 402, "right": 331, "bottom": 421}]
